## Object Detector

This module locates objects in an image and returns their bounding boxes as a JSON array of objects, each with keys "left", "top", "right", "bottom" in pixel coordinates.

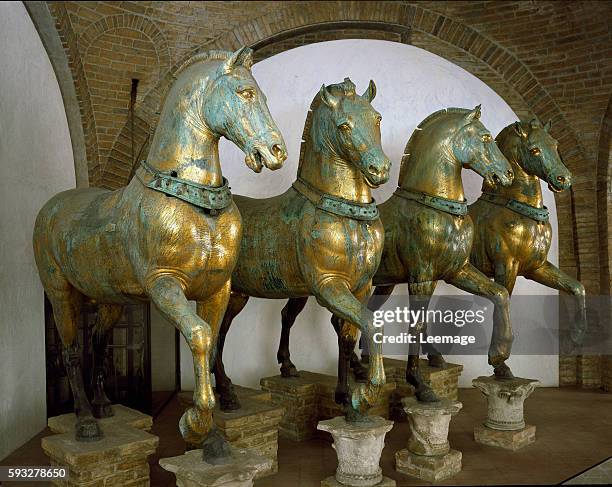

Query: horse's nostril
[
  {"left": 557, "top": 175, "right": 566, "bottom": 184},
  {"left": 272, "top": 144, "right": 284, "bottom": 160}
]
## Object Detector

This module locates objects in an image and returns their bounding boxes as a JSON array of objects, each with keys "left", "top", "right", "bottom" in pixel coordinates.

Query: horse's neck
[
  {"left": 484, "top": 144, "right": 543, "bottom": 208},
  {"left": 298, "top": 141, "right": 372, "bottom": 203},
  {"left": 146, "top": 74, "right": 222, "bottom": 187},
  {"left": 399, "top": 149, "right": 465, "bottom": 201}
]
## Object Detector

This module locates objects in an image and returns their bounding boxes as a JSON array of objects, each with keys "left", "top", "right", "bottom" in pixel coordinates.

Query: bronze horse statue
[
  {"left": 469, "top": 119, "right": 585, "bottom": 348},
  {"left": 33, "top": 48, "right": 287, "bottom": 456},
  {"left": 213, "top": 78, "right": 392, "bottom": 418},
  {"left": 273, "top": 106, "right": 517, "bottom": 402}
]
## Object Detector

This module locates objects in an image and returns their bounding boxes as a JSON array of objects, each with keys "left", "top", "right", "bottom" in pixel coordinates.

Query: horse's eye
[
  {"left": 238, "top": 89, "right": 255, "bottom": 100},
  {"left": 482, "top": 134, "right": 492, "bottom": 142},
  {"left": 339, "top": 123, "right": 351, "bottom": 132},
  {"left": 530, "top": 147, "right": 541, "bottom": 156}
]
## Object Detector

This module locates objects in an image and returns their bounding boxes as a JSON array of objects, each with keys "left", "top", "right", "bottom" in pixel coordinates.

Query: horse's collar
[
  {"left": 479, "top": 192, "right": 549, "bottom": 223},
  {"left": 292, "top": 178, "right": 379, "bottom": 221},
  {"left": 137, "top": 160, "right": 232, "bottom": 213},
  {"left": 394, "top": 187, "right": 467, "bottom": 216}
]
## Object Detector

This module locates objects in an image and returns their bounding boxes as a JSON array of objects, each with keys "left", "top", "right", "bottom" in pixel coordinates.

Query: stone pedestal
[
  {"left": 42, "top": 424, "right": 158, "bottom": 486},
  {"left": 318, "top": 416, "right": 395, "bottom": 487},
  {"left": 47, "top": 404, "right": 153, "bottom": 433},
  {"left": 385, "top": 358, "right": 463, "bottom": 421},
  {"left": 42, "top": 405, "right": 158, "bottom": 486},
  {"left": 395, "top": 397, "right": 462, "bottom": 482},
  {"left": 472, "top": 375, "right": 540, "bottom": 450},
  {"left": 179, "top": 387, "right": 283, "bottom": 477},
  {"left": 260, "top": 371, "right": 395, "bottom": 441},
  {"left": 159, "top": 447, "right": 272, "bottom": 487}
]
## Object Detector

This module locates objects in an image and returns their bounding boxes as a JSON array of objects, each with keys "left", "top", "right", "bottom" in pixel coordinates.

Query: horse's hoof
[
  {"left": 219, "top": 391, "right": 242, "bottom": 412},
  {"left": 75, "top": 417, "right": 103, "bottom": 442},
  {"left": 345, "top": 406, "right": 373, "bottom": 424},
  {"left": 92, "top": 401, "right": 114, "bottom": 419},
  {"left": 494, "top": 363, "right": 515, "bottom": 380},
  {"left": 427, "top": 354, "right": 446, "bottom": 368},
  {"left": 415, "top": 386, "right": 440, "bottom": 403},
  {"left": 201, "top": 428, "right": 234, "bottom": 464},
  {"left": 280, "top": 364, "right": 300, "bottom": 378}
]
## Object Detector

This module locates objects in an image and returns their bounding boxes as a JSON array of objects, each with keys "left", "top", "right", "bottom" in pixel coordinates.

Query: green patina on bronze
[
  {"left": 33, "top": 47, "right": 287, "bottom": 460},
  {"left": 470, "top": 119, "right": 586, "bottom": 348},
  {"left": 213, "top": 78, "right": 393, "bottom": 419}
]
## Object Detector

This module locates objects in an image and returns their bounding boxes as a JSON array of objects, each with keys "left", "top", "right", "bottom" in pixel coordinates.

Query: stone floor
[{"left": 1, "top": 387, "right": 611, "bottom": 486}]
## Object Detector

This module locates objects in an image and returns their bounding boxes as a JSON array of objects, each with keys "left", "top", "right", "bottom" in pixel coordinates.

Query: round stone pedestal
[
  {"left": 395, "top": 398, "right": 462, "bottom": 482},
  {"left": 317, "top": 416, "right": 395, "bottom": 487},
  {"left": 472, "top": 375, "right": 540, "bottom": 450}
]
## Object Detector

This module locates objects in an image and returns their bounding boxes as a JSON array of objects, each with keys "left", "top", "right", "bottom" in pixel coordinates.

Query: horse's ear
[
  {"left": 224, "top": 46, "right": 253, "bottom": 72},
  {"left": 362, "top": 80, "right": 377, "bottom": 103},
  {"left": 465, "top": 104, "right": 481, "bottom": 123},
  {"left": 319, "top": 84, "right": 339, "bottom": 109},
  {"left": 544, "top": 119, "right": 552, "bottom": 132},
  {"left": 514, "top": 121, "right": 527, "bottom": 138}
]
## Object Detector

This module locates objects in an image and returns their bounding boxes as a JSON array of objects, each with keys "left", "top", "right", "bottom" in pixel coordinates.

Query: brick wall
[{"left": 43, "top": 1, "right": 611, "bottom": 387}]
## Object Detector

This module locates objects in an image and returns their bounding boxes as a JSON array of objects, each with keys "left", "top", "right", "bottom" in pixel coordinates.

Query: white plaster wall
[
  {"left": 0, "top": 2, "right": 75, "bottom": 460},
  {"left": 177, "top": 40, "right": 559, "bottom": 391}
]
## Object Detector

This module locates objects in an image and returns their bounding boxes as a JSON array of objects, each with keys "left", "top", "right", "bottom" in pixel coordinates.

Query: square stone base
[
  {"left": 47, "top": 404, "right": 153, "bottom": 434},
  {"left": 42, "top": 424, "right": 158, "bottom": 486},
  {"left": 474, "top": 423, "right": 536, "bottom": 451},
  {"left": 321, "top": 475, "right": 396, "bottom": 487},
  {"left": 395, "top": 448, "right": 462, "bottom": 482}
]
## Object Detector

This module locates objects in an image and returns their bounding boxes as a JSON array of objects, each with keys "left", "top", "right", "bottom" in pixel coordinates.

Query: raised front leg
[
  {"left": 147, "top": 276, "right": 216, "bottom": 450},
  {"left": 526, "top": 261, "right": 587, "bottom": 346},
  {"left": 449, "top": 263, "right": 514, "bottom": 379},
  {"left": 212, "top": 292, "right": 249, "bottom": 411},
  {"left": 313, "top": 279, "right": 384, "bottom": 418},
  {"left": 91, "top": 304, "right": 123, "bottom": 419},
  {"left": 407, "top": 281, "right": 440, "bottom": 402},
  {"left": 278, "top": 297, "right": 308, "bottom": 378}
]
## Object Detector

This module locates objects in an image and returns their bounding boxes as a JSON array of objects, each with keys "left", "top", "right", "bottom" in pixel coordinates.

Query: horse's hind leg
[
  {"left": 213, "top": 292, "right": 249, "bottom": 411},
  {"left": 359, "top": 285, "right": 395, "bottom": 366},
  {"left": 278, "top": 297, "right": 307, "bottom": 378},
  {"left": 48, "top": 287, "right": 102, "bottom": 440},
  {"left": 91, "top": 304, "right": 123, "bottom": 418}
]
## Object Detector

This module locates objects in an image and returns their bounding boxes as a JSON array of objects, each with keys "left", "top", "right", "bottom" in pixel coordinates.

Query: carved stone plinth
[
  {"left": 42, "top": 424, "right": 158, "bottom": 486},
  {"left": 395, "top": 397, "right": 462, "bottom": 482},
  {"left": 385, "top": 358, "right": 463, "bottom": 421},
  {"left": 179, "top": 388, "right": 283, "bottom": 477},
  {"left": 159, "top": 448, "right": 272, "bottom": 487},
  {"left": 395, "top": 448, "right": 462, "bottom": 483},
  {"left": 472, "top": 375, "right": 539, "bottom": 450},
  {"left": 260, "top": 371, "right": 395, "bottom": 442},
  {"left": 317, "top": 416, "right": 395, "bottom": 487},
  {"left": 47, "top": 404, "right": 153, "bottom": 434}
]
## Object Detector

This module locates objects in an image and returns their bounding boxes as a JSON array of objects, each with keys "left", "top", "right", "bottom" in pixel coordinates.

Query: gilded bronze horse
[
  {"left": 469, "top": 119, "right": 585, "bottom": 347},
  {"left": 213, "top": 78, "right": 392, "bottom": 418},
  {"left": 33, "top": 48, "right": 287, "bottom": 456},
  {"left": 279, "top": 107, "right": 516, "bottom": 402}
]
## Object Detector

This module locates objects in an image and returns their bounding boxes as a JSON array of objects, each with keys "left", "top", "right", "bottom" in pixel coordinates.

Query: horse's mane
[
  {"left": 174, "top": 50, "right": 234, "bottom": 78},
  {"left": 399, "top": 107, "right": 471, "bottom": 182},
  {"left": 298, "top": 79, "right": 357, "bottom": 171}
]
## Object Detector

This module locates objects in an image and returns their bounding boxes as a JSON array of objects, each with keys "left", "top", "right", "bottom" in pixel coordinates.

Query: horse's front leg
[
  {"left": 146, "top": 276, "right": 217, "bottom": 452},
  {"left": 196, "top": 280, "right": 234, "bottom": 461},
  {"left": 407, "top": 281, "right": 439, "bottom": 402},
  {"left": 448, "top": 263, "right": 514, "bottom": 378},
  {"left": 526, "top": 261, "right": 587, "bottom": 346},
  {"left": 359, "top": 285, "right": 396, "bottom": 366},
  {"left": 278, "top": 297, "right": 308, "bottom": 377},
  {"left": 313, "top": 279, "right": 384, "bottom": 418}
]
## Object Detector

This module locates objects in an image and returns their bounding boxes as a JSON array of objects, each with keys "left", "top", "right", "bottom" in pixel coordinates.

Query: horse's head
[
  {"left": 505, "top": 119, "right": 571, "bottom": 192},
  {"left": 204, "top": 47, "right": 287, "bottom": 173},
  {"left": 451, "top": 105, "right": 514, "bottom": 187},
  {"left": 314, "top": 78, "right": 391, "bottom": 188}
]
